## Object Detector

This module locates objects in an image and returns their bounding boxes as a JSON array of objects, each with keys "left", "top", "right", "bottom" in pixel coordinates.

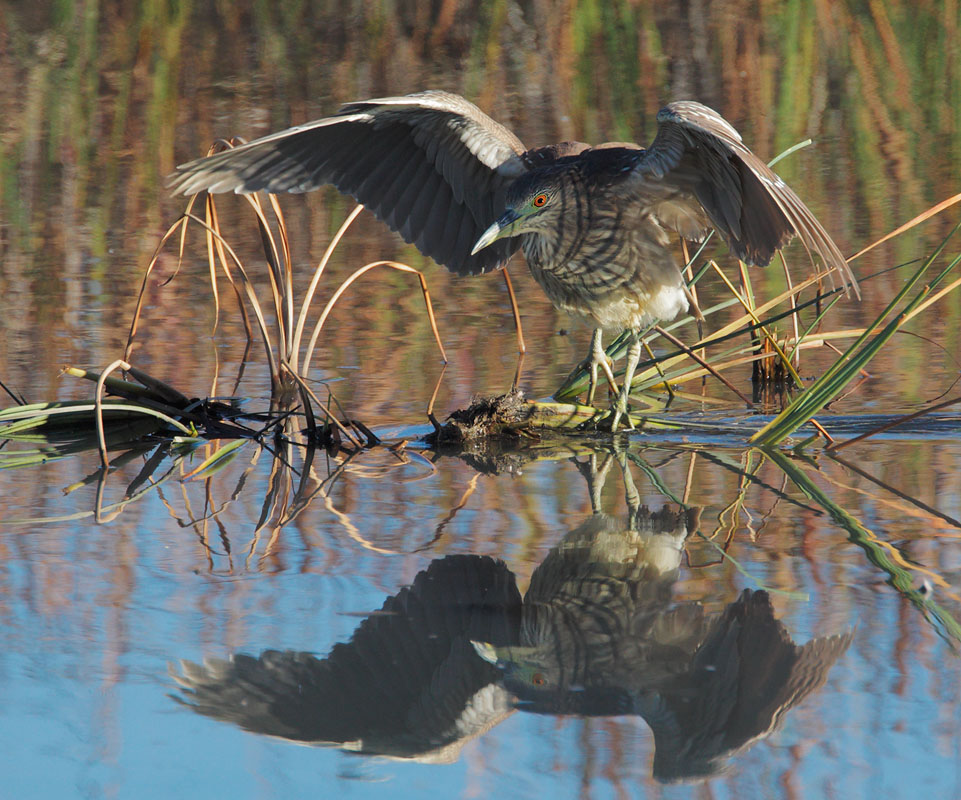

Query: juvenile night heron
[{"left": 170, "top": 91, "right": 859, "bottom": 427}]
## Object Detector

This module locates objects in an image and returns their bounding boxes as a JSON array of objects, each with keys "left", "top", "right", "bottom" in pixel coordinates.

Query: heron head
[
  {"left": 471, "top": 640, "right": 558, "bottom": 694},
  {"left": 471, "top": 173, "right": 563, "bottom": 255},
  {"left": 471, "top": 640, "right": 628, "bottom": 714}
]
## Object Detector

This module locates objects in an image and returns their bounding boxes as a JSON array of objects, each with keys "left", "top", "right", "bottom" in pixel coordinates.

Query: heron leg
[
  {"left": 609, "top": 329, "right": 642, "bottom": 432},
  {"left": 586, "top": 327, "right": 619, "bottom": 406}
]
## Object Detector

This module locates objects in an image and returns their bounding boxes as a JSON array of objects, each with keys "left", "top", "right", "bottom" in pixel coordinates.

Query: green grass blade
[
  {"left": 182, "top": 439, "right": 248, "bottom": 480},
  {"left": 752, "top": 223, "right": 961, "bottom": 445},
  {"left": 766, "top": 448, "right": 961, "bottom": 648},
  {"left": 0, "top": 400, "right": 193, "bottom": 435},
  {"left": 786, "top": 295, "right": 842, "bottom": 361}
]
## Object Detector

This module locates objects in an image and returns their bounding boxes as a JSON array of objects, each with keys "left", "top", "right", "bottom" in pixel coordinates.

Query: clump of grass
[
  {"left": 126, "top": 139, "right": 450, "bottom": 441},
  {"left": 0, "top": 360, "right": 429, "bottom": 531},
  {"left": 753, "top": 220, "right": 961, "bottom": 446},
  {"left": 0, "top": 363, "right": 252, "bottom": 467}
]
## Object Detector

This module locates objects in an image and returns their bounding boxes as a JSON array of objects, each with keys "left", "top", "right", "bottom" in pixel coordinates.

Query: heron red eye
[
  {"left": 532, "top": 673, "right": 547, "bottom": 686},
  {"left": 532, "top": 193, "right": 548, "bottom": 207}
]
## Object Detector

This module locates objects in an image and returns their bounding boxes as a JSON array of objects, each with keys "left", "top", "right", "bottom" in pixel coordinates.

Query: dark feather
[
  {"left": 172, "top": 555, "right": 522, "bottom": 758},
  {"left": 638, "top": 101, "right": 859, "bottom": 296},
  {"left": 170, "top": 91, "right": 858, "bottom": 300},
  {"left": 169, "top": 91, "right": 528, "bottom": 276}
]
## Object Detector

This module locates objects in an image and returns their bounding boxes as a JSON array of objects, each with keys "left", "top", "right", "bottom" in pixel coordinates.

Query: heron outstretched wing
[
  {"left": 640, "top": 589, "right": 854, "bottom": 782},
  {"left": 169, "top": 91, "right": 530, "bottom": 275},
  {"left": 636, "top": 101, "right": 859, "bottom": 296}
]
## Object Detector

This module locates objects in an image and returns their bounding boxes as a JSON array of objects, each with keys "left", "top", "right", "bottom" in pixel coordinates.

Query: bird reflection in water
[{"left": 172, "top": 452, "right": 851, "bottom": 780}]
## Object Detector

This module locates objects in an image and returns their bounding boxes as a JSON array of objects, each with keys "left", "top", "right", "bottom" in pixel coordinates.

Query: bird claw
[
  {"left": 584, "top": 355, "right": 618, "bottom": 406},
  {"left": 584, "top": 328, "right": 618, "bottom": 406},
  {"left": 608, "top": 386, "right": 636, "bottom": 432}
]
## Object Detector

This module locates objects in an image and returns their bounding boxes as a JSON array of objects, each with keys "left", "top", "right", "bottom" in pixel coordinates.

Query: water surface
[{"left": 2, "top": 3, "right": 961, "bottom": 798}]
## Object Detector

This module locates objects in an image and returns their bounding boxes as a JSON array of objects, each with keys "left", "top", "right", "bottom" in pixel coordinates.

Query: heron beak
[
  {"left": 471, "top": 640, "right": 505, "bottom": 666},
  {"left": 471, "top": 208, "right": 521, "bottom": 255},
  {"left": 471, "top": 641, "right": 542, "bottom": 671}
]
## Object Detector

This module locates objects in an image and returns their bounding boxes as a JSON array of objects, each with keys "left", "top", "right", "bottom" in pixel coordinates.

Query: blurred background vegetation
[{"left": 2, "top": 0, "right": 959, "bottom": 413}]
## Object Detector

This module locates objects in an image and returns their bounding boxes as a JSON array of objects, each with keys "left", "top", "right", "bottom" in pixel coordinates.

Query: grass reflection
[
  {"left": 766, "top": 447, "right": 961, "bottom": 649},
  {"left": 2, "top": 395, "right": 958, "bottom": 651}
]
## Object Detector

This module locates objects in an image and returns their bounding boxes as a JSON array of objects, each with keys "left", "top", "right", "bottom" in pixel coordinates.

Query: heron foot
[
  {"left": 608, "top": 329, "right": 643, "bottom": 433},
  {"left": 608, "top": 385, "right": 636, "bottom": 432},
  {"left": 585, "top": 328, "right": 618, "bottom": 406},
  {"left": 585, "top": 355, "right": 618, "bottom": 406}
]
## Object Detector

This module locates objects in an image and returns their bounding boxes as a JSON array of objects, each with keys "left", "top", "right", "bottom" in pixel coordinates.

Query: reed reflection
[{"left": 172, "top": 452, "right": 851, "bottom": 781}]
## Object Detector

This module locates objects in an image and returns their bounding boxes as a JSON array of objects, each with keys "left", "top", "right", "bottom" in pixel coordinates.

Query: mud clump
[{"left": 428, "top": 390, "right": 537, "bottom": 445}]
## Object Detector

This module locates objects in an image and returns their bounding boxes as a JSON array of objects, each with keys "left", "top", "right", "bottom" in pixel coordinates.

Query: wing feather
[
  {"left": 169, "top": 91, "right": 529, "bottom": 275},
  {"left": 638, "top": 101, "right": 859, "bottom": 297}
]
